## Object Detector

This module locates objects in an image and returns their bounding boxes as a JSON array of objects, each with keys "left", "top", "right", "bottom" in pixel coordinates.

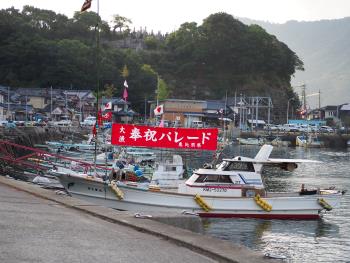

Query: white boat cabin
[{"left": 178, "top": 159, "right": 264, "bottom": 197}]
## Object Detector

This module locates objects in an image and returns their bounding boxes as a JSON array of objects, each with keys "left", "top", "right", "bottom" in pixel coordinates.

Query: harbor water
[{"left": 191, "top": 145, "right": 350, "bottom": 263}]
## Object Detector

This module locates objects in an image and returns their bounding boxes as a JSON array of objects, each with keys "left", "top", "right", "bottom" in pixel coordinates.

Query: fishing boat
[
  {"left": 270, "top": 137, "right": 290, "bottom": 147},
  {"left": 296, "top": 135, "right": 324, "bottom": 148},
  {"left": 55, "top": 145, "right": 344, "bottom": 219},
  {"left": 237, "top": 137, "right": 265, "bottom": 145}
]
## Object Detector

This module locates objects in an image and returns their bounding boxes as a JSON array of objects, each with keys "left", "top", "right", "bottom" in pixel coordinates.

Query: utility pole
[
  {"left": 7, "top": 86, "right": 10, "bottom": 120},
  {"left": 255, "top": 97, "right": 259, "bottom": 131},
  {"left": 65, "top": 91, "right": 67, "bottom": 111},
  {"left": 302, "top": 85, "right": 306, "bottom": 111},
  {"left": 224, "top": 90, "right": 228, "bottom": 140},
  {"left": 50, "top": 86, "right": 53, "bottom": 119},
  {"left": 25, "top": 93, "right": 28, "bottom": 123},
  {"left": 144, "top": 97, "right": 147, "bottom": 123},
  {"left": 318, "top": 90, "right": 321, "bottom": 109}
]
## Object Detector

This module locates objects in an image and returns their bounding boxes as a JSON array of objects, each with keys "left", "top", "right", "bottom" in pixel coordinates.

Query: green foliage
[
  {"left": 121, "top": 65, "right": 129, "bottom": 79},
  {"left": 157, "top": 78, "right": 169, "bottom": 100},
  {"left": 0, "top": 8, "right": 303, "bottom": 116},
  {"left": 111, "top": 14, "right": 132, "bottom": 33},
  {"left": 102, "top": 83, "right": 116, "bottom": 98}
]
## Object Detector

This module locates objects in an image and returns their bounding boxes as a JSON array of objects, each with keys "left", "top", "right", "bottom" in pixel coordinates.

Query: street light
[{"left": 287, "top": 98, "right": 295, "bottom": 124}]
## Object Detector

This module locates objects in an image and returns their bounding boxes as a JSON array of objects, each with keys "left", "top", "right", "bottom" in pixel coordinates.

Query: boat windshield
[
  {"left": 224, "top": 161, "right": 255, "bottom": 172},
  {"left": 195, "top": 174, "right": 233, "bottom": 183}
]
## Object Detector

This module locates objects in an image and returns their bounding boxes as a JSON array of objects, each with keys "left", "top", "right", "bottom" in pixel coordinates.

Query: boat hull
[{"left": 57, "top": 174, "right": 342, "bottom": 220}]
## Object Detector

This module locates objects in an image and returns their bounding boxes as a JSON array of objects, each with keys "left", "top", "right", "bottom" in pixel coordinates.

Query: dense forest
[{"left": 0, "top": 6, "right": 303, "bottom": 114}]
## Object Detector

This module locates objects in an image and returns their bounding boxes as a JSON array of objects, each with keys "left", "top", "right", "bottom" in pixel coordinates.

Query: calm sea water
[{"left": 187, "top": 145, "right": 350, "bottom": 263}]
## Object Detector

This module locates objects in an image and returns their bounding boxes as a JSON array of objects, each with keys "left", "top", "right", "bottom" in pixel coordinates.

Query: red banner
[{"left": 111, "top": 124, "right": 218, "bottom": 150}]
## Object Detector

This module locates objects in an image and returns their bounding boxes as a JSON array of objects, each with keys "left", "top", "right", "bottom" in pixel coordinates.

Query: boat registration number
[{"left": 202, "top": 188, "right": 227, "bottom": 192}]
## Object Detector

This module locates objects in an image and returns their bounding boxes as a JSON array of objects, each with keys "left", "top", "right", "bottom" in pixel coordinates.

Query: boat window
[
  {"left": 224, "top": 162, "right": 255, "bottom": 172},
  {"left": 218, "top": 175, "right": 233, "bottom": 183},
  {"left": 195, "top": 174, "right": 233, "bottom": 183},
  {"left": 165, "top": 166, "right": 177, "bottom": 171}
]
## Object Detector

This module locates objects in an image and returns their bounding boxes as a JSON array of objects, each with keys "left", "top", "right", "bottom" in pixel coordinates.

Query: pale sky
[{"left": 1, "top": 0, "right": 350, "bottom": 33}]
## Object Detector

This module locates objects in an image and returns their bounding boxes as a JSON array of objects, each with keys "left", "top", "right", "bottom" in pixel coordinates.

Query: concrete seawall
[{"left": 0, "top": 176, "right": 277, "bottom": 263}]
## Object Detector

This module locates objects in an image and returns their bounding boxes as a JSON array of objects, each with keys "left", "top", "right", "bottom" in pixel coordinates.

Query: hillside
[
  {"left": 0, "top": 8, "right": 303, "bottom": 121},
  {"left": 240, "top": 17, "right": 350, "bottom": 108}
]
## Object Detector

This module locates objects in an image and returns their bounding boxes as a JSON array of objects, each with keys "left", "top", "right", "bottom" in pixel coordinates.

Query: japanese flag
[
  {"left": 104, "top": 101, "right": 112, "bottom": 110},
  {"left": 154, "top": 105, "right": 164, "bottom": 116},
  {"left": 102, "top": 112, "right": 112, "bottom": 121}
]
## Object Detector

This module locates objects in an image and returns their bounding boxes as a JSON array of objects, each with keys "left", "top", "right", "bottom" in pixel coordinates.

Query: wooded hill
[{"left": 0, "top": 6, "right": 303, "bottom": 118}]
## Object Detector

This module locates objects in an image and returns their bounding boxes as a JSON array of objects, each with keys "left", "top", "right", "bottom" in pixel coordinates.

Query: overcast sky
[{"left": 1, "top": 0, "right": 350, "bottom": 32}]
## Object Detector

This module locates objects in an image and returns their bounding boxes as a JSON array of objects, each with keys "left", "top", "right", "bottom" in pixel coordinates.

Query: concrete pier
[{"left": 0, "top": 176, "right": 276, "bottom": 263}]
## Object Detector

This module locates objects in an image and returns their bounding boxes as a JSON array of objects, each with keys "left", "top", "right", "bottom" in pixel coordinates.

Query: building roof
[
  {"left": 155, "top": 98, "right": 206, "bottom": 103},
  {"left": 340, "top": 103, "right": 350, "bottom": 111},
  {"left": 101, "top": 97, "right": 129, "bottom": 105},
  {"left": 64, "top": 90, "right": 95, "bottom": 100},
  {"left": 321, "top": 105, "right": 338, "bottom": 111},
  {"left": 204, "top": 100, "right": 226, "bottom": 110},
  {"left": 4, "top": 103, "right": 34, "bottom": 112}
]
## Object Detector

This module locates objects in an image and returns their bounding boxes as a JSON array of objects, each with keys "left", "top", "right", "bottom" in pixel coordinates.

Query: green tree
[
  {"left": 157, "top": 77, "right": 169, "bottom": 100},
  {"left": 111, "top": 14, "right": 131, "bottom": 33},
  {"left": 102, "top": 83, "right": 116, "bottom": 98},
  {"left": 121, "top": 64, "right": 129, "bottom": 79}
]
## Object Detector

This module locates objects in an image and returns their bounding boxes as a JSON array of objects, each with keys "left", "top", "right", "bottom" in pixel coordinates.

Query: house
[
  {"left": 5, "top": 103, "right": 34, "bottom": 121},
  {"left": 150, "top": 99, "right": 206, "bottom": 127},
  {"left": 15, "top": 88, "right": 51, "bottom": 110},
  {"left": 149, "top": 99, "right": 236, "bottom": 128},
  {"left": 101, "top": 97, "right": 134, "bottom": 123},
  {"left": 51, "top": 106, "right": 72, "bottom": 121},
  {"left": 64, "top": 90, "right": 96, "bottom": 121},
  {"left": 202, "top": 100, "right": 234, "bottom": 127},
  {"left": 339, "top": 103, "right": 350, "bottom": 126},
  {"left": 320, "top": 105, "right": 339, "bottom": 120}
]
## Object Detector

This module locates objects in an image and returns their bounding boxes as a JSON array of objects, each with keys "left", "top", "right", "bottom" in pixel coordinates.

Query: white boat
[
  {"left": 296, "top": 135, "right": 323, "bottom": 148},
  {"left": 237, "top": 137, "right": 264, "bottom": 145},
  {"left": 149, "top": 155, "right": 184, "bottom": 188},
  {"left": 270, "top": 137, "right": 290, "bottom": 147},
  {"left": 55, "top": 145, "right": 343, "bottom": 219}
]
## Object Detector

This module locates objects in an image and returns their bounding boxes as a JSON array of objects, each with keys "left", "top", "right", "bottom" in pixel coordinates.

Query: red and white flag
[
  {"left": 81, "top": 0, "right": 92, "bottom": 12},
  {"left": 104, "top": 101, "right": 112, "bottom": 110},
  {"left": 154, "top": 104, "right": 164, "bottom": 116},
  {"left": 123, "top": 80, "right": 128, "bottom": 101},
  {"left": 102, "top": 112, "right": 112, "bottom": 121},
  {"left": 123, "top": 88, "right": 128, "bottom": 101},
  {"left": 92, "top": 124, "right": 97, "bottom": 136}
]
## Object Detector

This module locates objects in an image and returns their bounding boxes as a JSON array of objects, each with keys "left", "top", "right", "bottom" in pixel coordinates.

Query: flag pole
[{"left": 94, "top": 0, "right": 101, "bottom": 172}]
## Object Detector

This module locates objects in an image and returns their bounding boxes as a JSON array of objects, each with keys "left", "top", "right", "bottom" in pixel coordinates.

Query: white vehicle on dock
[
  {"left": 281, "top": 124, "right": 300, "bottom": 132},
  {"left": 53, "top": 116, "right": 72, "bottom": 127},
  {"left": 81, "top": 116, "right": 96, "bottom": 127}
]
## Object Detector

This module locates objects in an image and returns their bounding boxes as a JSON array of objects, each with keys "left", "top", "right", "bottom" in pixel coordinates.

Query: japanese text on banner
[{"left": 111, "top": 124, "right": 218, "bottom": 150}]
